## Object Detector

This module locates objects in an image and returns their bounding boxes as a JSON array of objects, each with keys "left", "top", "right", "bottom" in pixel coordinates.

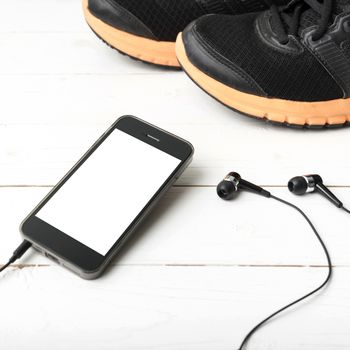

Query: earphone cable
[
  {"left": 0, "top": 261, "right": 13, "bottom": 273},
  {"left": 342, "top": 206, "right": 350, "bottom": 214},
  {"left": 0, "top": 240, "right": 32, "bottom": 274},
  {"left": 237, "top": 194, "right": 332, "bottom": 350}
]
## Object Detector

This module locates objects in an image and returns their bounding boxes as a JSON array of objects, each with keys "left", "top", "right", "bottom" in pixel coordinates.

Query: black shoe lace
[{"left": 271, "top": 0, "right": 334, "bottom": 44}]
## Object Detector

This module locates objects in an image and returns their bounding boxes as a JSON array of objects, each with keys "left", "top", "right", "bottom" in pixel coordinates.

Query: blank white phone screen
[{"left": 37, "top": 129, "right": 181, "bottom": 256}]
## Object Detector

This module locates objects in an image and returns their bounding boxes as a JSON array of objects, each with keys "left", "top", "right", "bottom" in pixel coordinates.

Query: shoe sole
[
  {"left": 82, "top": 0, "right": 180, "bottom": 68},
  {"left": 176, "top": 33, "right": 350, "bottom": 129}
]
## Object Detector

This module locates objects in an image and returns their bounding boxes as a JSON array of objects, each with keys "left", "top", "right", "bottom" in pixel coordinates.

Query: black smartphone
[{"left": 20, "top": 116, "right": 194, "bottom": 279}]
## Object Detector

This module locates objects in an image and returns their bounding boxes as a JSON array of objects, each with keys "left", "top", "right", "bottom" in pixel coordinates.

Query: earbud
[
  {"left": 288, "top": 174, "right": 343, "bottom": 208},
  {"left": 217, "top": 172, "right": 271, "bottom": 200}
]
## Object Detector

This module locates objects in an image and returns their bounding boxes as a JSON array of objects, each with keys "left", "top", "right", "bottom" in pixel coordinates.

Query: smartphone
[{"left": 20, "top": 116, "right": 194, "bottom": 279}]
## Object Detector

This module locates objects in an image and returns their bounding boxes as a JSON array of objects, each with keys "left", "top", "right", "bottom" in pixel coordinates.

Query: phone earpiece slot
[{"left": 145, "top": 134, "right": 160, "bottom": 142}]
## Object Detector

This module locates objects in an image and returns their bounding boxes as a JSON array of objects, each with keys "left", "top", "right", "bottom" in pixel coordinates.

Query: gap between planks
[{"left": 1, "top": 263, "right": 348, "bottom": 269}]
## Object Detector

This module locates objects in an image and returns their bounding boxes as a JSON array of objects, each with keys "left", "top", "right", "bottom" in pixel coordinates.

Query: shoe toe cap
[
  {"left": 181, "top": 15, "right": 266, "bottom": 97},
  {"left": 87, "top": 0, "right": 157, "bottom": 40}
]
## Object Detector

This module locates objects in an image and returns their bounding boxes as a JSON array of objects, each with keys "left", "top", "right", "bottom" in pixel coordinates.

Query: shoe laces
[{"left": 271, "top": 0, "right": 333, "bottom": 44}]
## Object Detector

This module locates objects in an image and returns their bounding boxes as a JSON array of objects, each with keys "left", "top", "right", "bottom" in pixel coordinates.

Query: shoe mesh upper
[
  {"left": 193, "top": 13, "right": 343, "bottom": 101},
  {"left": 297, "top": 0, "right": 350, "bottom": 35},
  {"left": 111, "top": 0, "right": 273, "bottom": 40},
  {"left": 342, "top": 40, "right": 350, "bottom": 59},
  {"left": 113, "top": 0, "right": 206, "bottom": 40}
]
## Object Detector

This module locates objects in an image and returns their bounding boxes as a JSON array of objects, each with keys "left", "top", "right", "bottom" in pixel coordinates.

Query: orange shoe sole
[
  {"left": 176, "top": 33, "right": 350, "bottom": 128},
  {"left": 82, "top": 0, "right": 180, "bottom": 68}
]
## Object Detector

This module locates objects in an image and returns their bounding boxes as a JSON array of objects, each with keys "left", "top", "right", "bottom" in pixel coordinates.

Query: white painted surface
[{"left": 0, "top": 1, "right": 349, "bottom": 349}]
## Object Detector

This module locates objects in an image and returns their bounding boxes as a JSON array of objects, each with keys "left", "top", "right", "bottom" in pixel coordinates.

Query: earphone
[
  {"left": 217, "top": 172, "right": 271, "bottom": 199},
  {"left": 217, "top": 172, "right": 349, "bottom": 211},
  {"left": 216, "top": 172, "right": 342, "bottom": 350},
  {"left": 288, "top": 174, "right": 350, "bottom": 213}
]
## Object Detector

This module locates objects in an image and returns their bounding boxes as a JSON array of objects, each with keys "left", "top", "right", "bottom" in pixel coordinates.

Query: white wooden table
[{"left": 1, "top": 1, "right": 349, "bottom": 349}]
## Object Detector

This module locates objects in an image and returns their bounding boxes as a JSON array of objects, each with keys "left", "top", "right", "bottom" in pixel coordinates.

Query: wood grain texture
[
  {"left": 0, "top": 0, "right": 85, "bottom": 33},
  {"left": 1, "top": 1, "right": 350, "bottom": 349},
  {"left": 0, "top": 120, "right": 349, "bottom": 187},
  {"left": 1, "top": 187, "right": 349, "bottom": 266},
  {"left": 1, "top": 265, "right": 349, "bottom": 350}
]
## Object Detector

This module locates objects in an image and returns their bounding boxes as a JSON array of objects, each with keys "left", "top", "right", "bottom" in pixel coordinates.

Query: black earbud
[
  {"left": 288, "top": 174, "right": 343, "bottom": 208},
  {"left": 217, "top": 172, "right": 271, "bottom": 200}
]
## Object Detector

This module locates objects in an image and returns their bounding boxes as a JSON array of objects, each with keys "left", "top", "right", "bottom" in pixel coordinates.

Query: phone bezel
[{"left": 20, "top": 116, "right": 194, "bottom": 278}]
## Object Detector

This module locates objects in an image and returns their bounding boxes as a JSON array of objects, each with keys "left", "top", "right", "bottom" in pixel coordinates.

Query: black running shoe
[
  {"left": 83, "top": 0, "right": 287, "bottom": 68},
  {"left": 176, "top": 0, "right": 350, "bottom": 128}
]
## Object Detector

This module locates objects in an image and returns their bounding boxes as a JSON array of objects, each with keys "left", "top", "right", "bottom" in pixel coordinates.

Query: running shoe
[
  {"left": 83, "top": 0, "right": 287, "bottom": 68},
  {"left": 176, "top": 0, "right": 350, "bottom": 128}
]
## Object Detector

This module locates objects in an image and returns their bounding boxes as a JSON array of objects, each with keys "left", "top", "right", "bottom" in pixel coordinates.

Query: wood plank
[
  {"left": 0, "top": 32, "right": 166, "bottom": 75},
  {"left": 0, "top": 0, "right": 86, "bottom": 33},
  {"left": 1, "top": 187, "right": 349, "bottom": 266},
  {"left": 0, "top": 117, "right": 349, "bottom": 186},
  {"left": 0, "top": 0, "right": 159, "bottom": 73},
  {"left": 0, "top": 0, "right": 171, "bottom": 75},
  {"left": 0, "top": 265, "right": 348, "bottom": 350}
]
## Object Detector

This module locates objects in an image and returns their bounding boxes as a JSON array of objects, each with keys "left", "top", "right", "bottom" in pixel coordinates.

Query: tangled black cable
[{"left": 237, "top": 195, "right": 332, "bottom": 350}]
